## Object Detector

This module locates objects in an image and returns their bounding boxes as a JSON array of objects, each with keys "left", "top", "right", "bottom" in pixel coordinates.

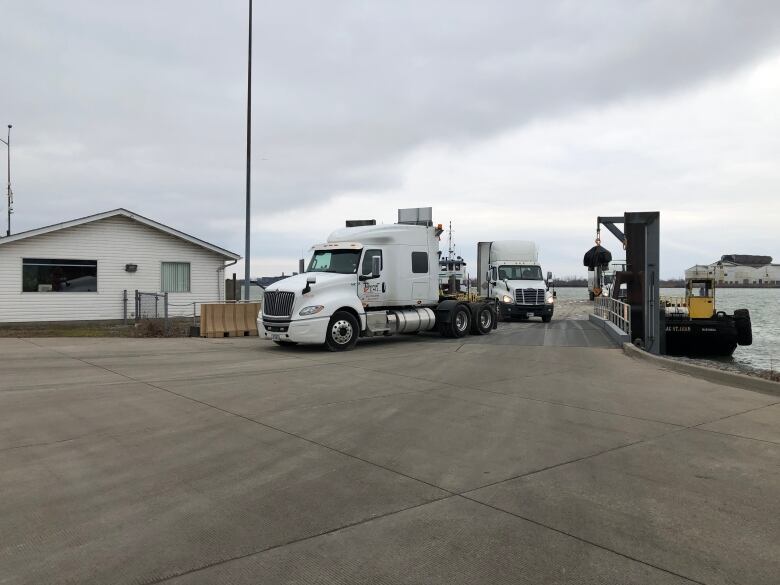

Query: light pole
[
  {"left": 243, "top": 0, "right": 253, "bottom": 301},
  {"left": 0, "top": 124, "right": 11, "bottom": 237}
]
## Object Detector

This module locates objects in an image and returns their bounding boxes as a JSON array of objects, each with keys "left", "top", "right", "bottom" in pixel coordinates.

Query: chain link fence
[{"left": 134, "top": 290, "right": 169, "bottom": 334}]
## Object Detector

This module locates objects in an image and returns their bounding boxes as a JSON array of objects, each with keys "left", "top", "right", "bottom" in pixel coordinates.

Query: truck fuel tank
[{"left": 365, "top": 308, "right": 437, "bottom": 335}]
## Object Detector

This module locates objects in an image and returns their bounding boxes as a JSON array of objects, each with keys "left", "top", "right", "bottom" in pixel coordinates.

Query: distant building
[
  {"left": 685, "top": 255, "right": 780, "bottom": 286},
  {"left": 225, "top": 279, "right": 265, "bottom": 301},
  {"left": 0, "top": 209, "right": 240, "bottom": 323}
]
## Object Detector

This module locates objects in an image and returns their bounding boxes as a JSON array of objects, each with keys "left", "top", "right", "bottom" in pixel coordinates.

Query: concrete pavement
[{"left": 0, "top": 315, "right": 778, "bottom": 584}]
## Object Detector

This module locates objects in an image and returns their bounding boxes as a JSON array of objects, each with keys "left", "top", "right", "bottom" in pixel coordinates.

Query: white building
[
  {"left": 0, "top": 209, "right": 240, "bottom": 323},
  {"left": 685, "top": 255, "right": 780, "bottom": 286}
]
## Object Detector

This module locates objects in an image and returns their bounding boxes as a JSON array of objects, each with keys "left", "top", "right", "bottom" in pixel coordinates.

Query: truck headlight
[
  {"left": 502, "top": 294, "right": 513, "bottom": 304},
  {"left": 299, "top": 305, "right": 324, "bottom": 316},
  {"left": 545, "top": 295, "right": 554, "bottom": 304}
]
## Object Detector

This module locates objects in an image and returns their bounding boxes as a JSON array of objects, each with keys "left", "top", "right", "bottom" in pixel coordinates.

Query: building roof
[{"left": 0, "top": 208, "right": 241, "bottom": 260}]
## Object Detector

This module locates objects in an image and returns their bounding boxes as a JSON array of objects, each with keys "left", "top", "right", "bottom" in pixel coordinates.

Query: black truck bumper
[{"left": 500, "top": 303, "right": 554, "bottom": 319}]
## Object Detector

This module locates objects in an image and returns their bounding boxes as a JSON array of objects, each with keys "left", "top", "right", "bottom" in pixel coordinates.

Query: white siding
[{"left": 0, "top": 216, "right": 231, "bottom": 322}]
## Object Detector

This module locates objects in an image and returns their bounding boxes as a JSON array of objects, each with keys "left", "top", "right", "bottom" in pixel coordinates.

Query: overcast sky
[{"left": 2, "top": 1, "right": 780, "bottom": 278}]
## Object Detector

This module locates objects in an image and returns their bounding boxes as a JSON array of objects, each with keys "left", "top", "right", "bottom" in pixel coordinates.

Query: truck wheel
[
  {"left": 471, "top": 305, "right": 493, "bottom": 335},
  {"left": 325, "top": 311, "right": 359, "bottom": 351},
  {"left": 445, "top": 304, "right": 471, "bottom": 338},
  {"left": 273, "top": 340, "right": 298, "bottom": 347},
  {"left": 542, "top": 315, "right": 552, "bottom": 323},
  {"left": 589, "top": 291, "right": 595, "bottom": 301},
  {"left": 734, "top": 309, "right": 752, "bottom": 345}
]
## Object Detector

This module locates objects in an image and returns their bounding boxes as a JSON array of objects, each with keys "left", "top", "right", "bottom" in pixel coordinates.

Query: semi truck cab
[
  {"left": 259, "top": 208, "right": 496, "bottom": 351},
  {"left": 478, "top": 240, "right": 554, "bottom": 322}
]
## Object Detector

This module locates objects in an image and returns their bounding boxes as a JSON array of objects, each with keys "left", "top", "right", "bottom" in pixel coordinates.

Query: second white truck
[{"left": 477, "top": 240, "right": 555, "bottom": 322}]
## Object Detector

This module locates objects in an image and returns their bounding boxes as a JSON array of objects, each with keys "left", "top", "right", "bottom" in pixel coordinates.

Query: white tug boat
[{"left": 438, "top": 222, "right": 468, "bottom": 297}]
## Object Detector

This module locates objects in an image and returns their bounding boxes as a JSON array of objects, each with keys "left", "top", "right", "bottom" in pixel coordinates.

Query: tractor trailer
[
  {"left": 477, "top": 240, "right": 555, "bottom": 322},
  {"left": 257, "top": 207, "right": 497, "bottom": 351}
]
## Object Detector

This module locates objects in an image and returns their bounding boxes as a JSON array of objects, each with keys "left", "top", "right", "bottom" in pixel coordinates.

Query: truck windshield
[
  {"left": 498, "top": 265, "right": 543, "bottom": 280},
  {"left": 307, "top": 250, "right": 361, "bottom": 274}
]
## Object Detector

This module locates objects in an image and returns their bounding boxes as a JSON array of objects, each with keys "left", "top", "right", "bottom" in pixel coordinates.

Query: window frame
[
  {"left": 161, "top": 261, "right": 191, "bottom": 293},
  {"left": 21, "top": 258, "right": 98, "bottom": 293}
]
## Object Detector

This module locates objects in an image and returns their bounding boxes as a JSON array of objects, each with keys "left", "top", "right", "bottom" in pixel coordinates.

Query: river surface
[{"left": 552, "top": 287, "right": 780, "bottom": 374}]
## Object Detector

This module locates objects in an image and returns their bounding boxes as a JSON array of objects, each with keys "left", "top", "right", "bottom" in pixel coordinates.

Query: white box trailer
[
  {"left": 477, "top": 240, "right": 555, "bottom": 322},
  {"left": 258, "top": 208, "right": 497, "bottom": 351}
]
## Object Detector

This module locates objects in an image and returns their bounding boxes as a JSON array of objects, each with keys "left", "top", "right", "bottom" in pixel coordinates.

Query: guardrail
[{"left": 594, "top": 296, "right": 631, "bottom": 336}]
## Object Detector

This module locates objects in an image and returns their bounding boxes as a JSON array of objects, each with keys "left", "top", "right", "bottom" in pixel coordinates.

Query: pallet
[{"left": 203, "top": 330, "right": 258, "bottom": 338}]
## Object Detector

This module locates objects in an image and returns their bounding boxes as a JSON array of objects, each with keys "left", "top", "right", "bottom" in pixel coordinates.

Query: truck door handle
[{"left": 382, "top": 283, "right": 386, "bottom": 293}]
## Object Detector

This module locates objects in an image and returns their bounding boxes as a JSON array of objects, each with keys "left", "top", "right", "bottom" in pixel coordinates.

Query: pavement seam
[
  {"left": 689, "top": 399, "right": 780, "bottom": 428},
  {"left": 692, "top": 426, "right": 780, "bottom": 446},
  {"left": 457, "top": 494, "right": 708, "bottom": 585},
  {"left": 458, "top": 430, "right": 684, "bottom": 495},
  {"left": 141, "top": 494, "right": 458, "bottom": 585}
]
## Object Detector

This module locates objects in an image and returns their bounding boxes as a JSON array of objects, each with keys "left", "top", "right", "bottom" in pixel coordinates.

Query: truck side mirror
[
  {"left": 303, "top": 274, "right": 316, "bottom": 295},
  {"left": 371, "top": 256, "right": 381, "bottom": 279},
  {"left": 547, "top": 271, "right": 552, "bottom": 283}
]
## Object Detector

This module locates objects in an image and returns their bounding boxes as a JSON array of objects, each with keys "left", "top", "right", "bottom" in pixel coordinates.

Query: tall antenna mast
[{"left": 447, "top": 221, "right": 454, "bottom": 258}]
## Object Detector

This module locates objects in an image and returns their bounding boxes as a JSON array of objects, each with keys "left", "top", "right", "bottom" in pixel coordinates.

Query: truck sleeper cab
[{"left": 258, "top": 208, "right": 496, "bottom": 351}]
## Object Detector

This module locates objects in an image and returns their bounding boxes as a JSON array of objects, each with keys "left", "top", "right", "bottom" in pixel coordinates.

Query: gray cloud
[{"left": 3, "top": 1, "right": 780, "bottom": 275}]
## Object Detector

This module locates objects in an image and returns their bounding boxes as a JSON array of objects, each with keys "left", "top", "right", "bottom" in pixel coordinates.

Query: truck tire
[
  {"left": 273, "top": 340, "right": 298, "bottom": 347},
  {"left": 542, "top": 314, "right": 552, "bottom": 323},
  {"left": 471, "top": 304, "right": 494, "bottom": 335},
  {"left": 734, "top": 309, "right": 752, "bottom": 346},
  {"left": 439, "top": 304, "right": 471, "bottom": 338},
  {"left": 325, "top": 311, "right": 359, "bottom": 351},
  {"left": 589, "top": 291, "right": 595, "bottom": 301}
]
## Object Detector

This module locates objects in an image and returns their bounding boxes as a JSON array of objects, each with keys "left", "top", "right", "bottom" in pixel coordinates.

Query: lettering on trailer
[{"left": 666, "top": 326, "right": 691, "bottom": 332}]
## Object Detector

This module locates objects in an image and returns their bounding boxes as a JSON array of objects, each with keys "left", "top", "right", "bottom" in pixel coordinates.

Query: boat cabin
[{"left": 686, "top": 277, "right": 715, "bottom": 319}]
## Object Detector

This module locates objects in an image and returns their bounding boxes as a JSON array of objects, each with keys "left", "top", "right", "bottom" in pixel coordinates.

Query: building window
[
  {"left": 22, "top": 258, "right": 97, "bottom": 292},
  {"left": 411, "top": 251, "right": 428, "bottom": 274},
  {"left": 161, "top": 262, "right": 190, "bottom": 292}
]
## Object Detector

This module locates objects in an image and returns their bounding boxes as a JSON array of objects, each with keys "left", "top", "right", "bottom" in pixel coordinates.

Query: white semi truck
[
  {"left": 258, "top": 207, "right": 497, "bottom": 351},
  {"left": 477, "top": 240, "right": 554, "bottom": 322}
]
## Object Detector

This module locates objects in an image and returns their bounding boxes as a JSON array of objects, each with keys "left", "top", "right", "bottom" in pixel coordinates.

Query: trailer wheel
[
  {"left": 734, "top": 309, "right": 752, "bottom": 346},
  {"left": 325, "top": 311, "right": 359, "bottom": 351},
  {"left": 471, "top": 305, "right": 493, "bottom": 335}
]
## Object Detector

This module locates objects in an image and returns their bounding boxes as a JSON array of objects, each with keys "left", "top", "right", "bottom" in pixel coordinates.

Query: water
[{"left": 553, "top": 287, "right": 780, "bottom": 374}]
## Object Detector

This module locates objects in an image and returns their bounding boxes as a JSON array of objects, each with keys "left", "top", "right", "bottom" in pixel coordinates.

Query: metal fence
[
  {"left": 134, "top": 290, "right": 169, "bottom": 333},
  {"left": 594, "top": 296, "right": 631, "bottom": 336}
]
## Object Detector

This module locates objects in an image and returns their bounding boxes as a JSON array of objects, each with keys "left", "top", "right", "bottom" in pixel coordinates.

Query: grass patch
[{"left": 0, "top": 319, "right": 194, "bottom": 338}]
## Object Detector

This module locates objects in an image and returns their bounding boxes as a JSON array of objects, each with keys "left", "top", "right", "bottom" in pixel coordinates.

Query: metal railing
[{"left": 594, "top": 296, "right": 631, "bottom": 336}]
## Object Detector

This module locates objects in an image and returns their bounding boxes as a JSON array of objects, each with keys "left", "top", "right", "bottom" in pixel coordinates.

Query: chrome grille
[
  {"left": 263, "top": 291, "right": 295, "bottom": 317},
  {"left": 515, "top": 288, "right": 545, "bottom": 305}
]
